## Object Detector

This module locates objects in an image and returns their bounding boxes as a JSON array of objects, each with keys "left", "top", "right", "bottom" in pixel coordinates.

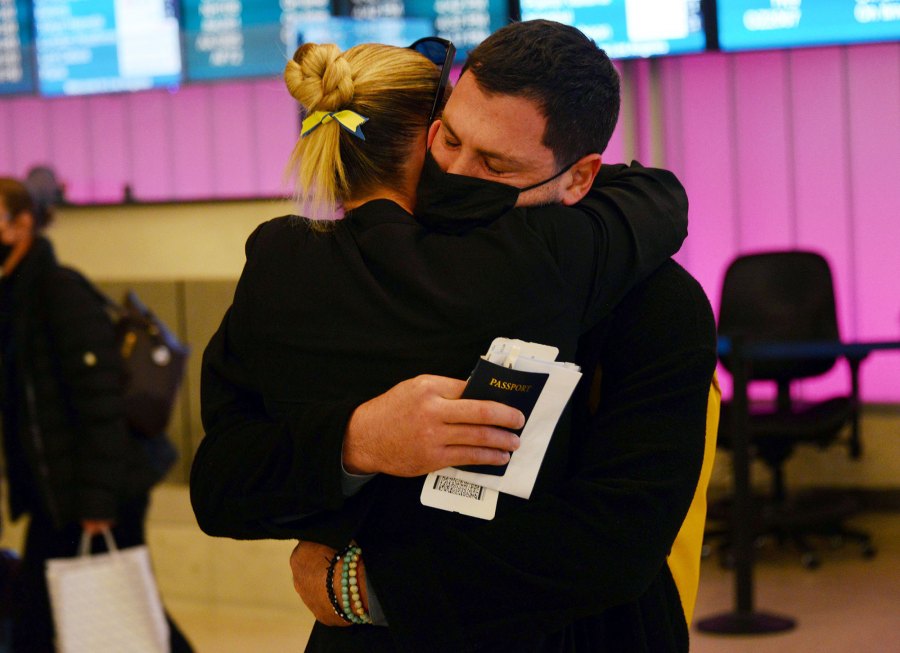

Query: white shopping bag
[{"left": 45, "top": 529, "right": 169, "bottom": 653}]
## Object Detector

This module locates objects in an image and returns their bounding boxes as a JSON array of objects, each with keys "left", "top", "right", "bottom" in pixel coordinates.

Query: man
[{"left": 192, "top": 20, "right": 717, "bottom": 652}]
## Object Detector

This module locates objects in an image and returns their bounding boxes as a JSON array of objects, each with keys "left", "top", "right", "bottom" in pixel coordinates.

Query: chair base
[
  {"left": 704, "top": 489, "right": 876, "bottom": 569},
  {"left": 696, "top": 610, "right": 796, "bottom": 635}
]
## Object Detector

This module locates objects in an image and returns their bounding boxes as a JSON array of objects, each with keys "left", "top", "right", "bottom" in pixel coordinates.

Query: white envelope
[{"left": 429, "top": 354, "right": 582, "bottom": 500}]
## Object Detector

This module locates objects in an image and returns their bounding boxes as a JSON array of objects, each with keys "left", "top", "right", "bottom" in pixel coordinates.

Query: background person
[{"left": 0, "top": 177, "right": 193, "bottom": 652}]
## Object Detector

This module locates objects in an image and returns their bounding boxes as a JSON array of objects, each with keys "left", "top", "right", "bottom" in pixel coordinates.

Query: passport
[{"left": 455, "top": 358, "right": 549, "bottom": 476}]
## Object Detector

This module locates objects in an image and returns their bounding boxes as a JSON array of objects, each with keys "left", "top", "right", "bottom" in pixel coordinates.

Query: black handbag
[{"left": 112, "top": 291, "right": 189, "bottom": 438}]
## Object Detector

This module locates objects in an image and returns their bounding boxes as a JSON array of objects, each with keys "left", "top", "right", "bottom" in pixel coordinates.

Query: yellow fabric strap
[
  {"left": 667, "top": 372, "right": 721, "bottom": 626},
  {"left": 301, "top": 110, "right": 369, "bottom": 140}
]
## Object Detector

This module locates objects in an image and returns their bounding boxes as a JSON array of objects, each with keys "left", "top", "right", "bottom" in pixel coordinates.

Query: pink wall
[
  {"left": 655, "top": 43, "right": 900, "bottom": 403},
  {"left": 2, "top": 43, "right": 898, "bottom": 400},
  {"left": 0, "top": 78, "right": 297, "bottom": 202}
]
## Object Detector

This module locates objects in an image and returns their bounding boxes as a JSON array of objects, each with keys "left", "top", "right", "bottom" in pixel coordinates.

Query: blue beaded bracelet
[{"left": 340, "top": 545, "right": 371, "bottom": 625}]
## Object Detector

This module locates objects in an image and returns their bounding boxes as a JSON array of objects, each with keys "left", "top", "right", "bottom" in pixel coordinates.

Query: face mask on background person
[{"left": 0, "top": 243, "right": 13, "bottom": 267}]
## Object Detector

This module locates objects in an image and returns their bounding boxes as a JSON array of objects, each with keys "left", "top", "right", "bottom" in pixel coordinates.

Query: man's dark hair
[{"left": 463, "top": 20, "right": 620, "bottom": 167}]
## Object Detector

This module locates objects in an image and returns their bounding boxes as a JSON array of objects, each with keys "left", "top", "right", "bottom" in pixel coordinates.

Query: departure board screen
[
  {"left": 296, "top": 16, "right": 434, "bottom": 52},
  {"left": 0, "top": 0, "right": 35, "bottom": 94},
  {"left": 181, "top": 0, "right": 316, "bottom": 81},
  {"left": 33, "top": 0, "right": 182, "bottom": 97},
  {"left": 520, "top": 0, "right": 707, "bottom": 59},
  {"left": 181, "top": 0, "right": 512, "bottom": 81},
  {"left": 717, "top": 0, "right": 900, "bottom": 50}
]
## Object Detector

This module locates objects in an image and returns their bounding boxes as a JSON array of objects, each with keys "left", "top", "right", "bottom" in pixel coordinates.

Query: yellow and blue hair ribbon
[{"left": 301, "top": 110, "right": 368, "bottom": 140}]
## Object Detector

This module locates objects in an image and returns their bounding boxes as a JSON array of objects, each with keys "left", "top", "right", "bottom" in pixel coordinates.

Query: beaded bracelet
[
  {"left": 326, "top": 548, "right": 352, "bottom": 623},
  {"left": 339, "top": 545, "right": 372, "bottom": 625}
]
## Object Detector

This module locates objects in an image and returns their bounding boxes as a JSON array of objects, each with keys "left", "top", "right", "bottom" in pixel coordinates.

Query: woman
[
  {"left": 192, "top": 39, "right": 686, "bottom": 648},
  {"left": 0, "top": 178, "right": 192, "bottom": 652}
]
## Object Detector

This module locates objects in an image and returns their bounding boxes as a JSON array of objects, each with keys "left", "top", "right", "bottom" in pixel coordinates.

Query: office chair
[{"left": 708, "top": 250, "right": 875, "bottom": 569}]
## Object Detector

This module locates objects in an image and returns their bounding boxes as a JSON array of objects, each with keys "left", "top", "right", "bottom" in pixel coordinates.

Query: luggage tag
[{"left": 421, "top": 473, "right": 498, "bottom": 520}]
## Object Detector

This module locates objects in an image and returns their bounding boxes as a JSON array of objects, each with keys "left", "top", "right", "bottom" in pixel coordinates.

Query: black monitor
[
  {"left": 0, "top": 0, "right": 36, "bottom": 95},
  {"left": 716, "top": 0, "right": 900, "bottom": 51},
  {"left": 518, "top": 0, "right": 708, "bottom": 59},
  {"left": 34, "top": 0, "right": 183, "bottom": 97}
]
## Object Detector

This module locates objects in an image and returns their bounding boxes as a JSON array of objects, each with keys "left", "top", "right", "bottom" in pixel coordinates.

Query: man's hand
[
  {"left": 291, "top": 541, "right": 361, "bottom": 627},
  {"left": 342, "top": 375, "right": 524, "bottom": 476}
]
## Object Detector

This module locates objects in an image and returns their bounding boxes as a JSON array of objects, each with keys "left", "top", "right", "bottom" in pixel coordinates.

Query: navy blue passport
[{"left": 455, "top": 358, "right": 549, "bottom": 476}]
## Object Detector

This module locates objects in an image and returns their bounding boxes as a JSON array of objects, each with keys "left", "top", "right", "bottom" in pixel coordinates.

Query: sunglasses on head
[{"left": 409, "top": 37, "right": 456, "bottom": 124}]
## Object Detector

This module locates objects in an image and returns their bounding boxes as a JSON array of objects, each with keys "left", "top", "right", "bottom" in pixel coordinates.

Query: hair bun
[{"left": 284, "top": 43, "right": 354, "bottom": 112}]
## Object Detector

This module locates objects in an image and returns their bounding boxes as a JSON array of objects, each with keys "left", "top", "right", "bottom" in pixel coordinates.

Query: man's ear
[
  {"left": 426, "top": 120, "right": 442, "bottom": 149},
  {"left": 560, "top": 154, "right": 602, "bottom": 206}
]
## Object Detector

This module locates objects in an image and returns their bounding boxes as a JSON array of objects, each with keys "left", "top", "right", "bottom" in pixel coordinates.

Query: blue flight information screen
[
  {"left": 34, "top": 0, "right": 182, "bottom": 97},
  {"left": 520, "top": 0, "right": 706, "bottom": 59},
  {"left": 181, "top": 0, "right": 309, "bottom": 81},
  {"left": 182, "top": 0, "right": 511, "bottom": 81},
  {"left": 717, "top": 0, "right": 900, "bottom": 51},
  {"left": 296, "top": 16, "right": 434, "bottom": 52},
  {"left": 0, "top": 0, "right": 35, "bottom": 94}
]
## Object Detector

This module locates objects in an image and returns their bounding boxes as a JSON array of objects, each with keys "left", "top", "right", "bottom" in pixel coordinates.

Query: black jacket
[{"left": 0, "top": 237, "right": 156, "bottom": 529}]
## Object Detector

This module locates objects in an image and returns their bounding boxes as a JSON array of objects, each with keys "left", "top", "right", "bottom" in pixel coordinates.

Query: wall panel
[
  {"left": 787, "top": 48, "right": 857, "bottom": 400},
  {"left": 11, "top": 97, "right": 51, "bottom": 174},
  {"left": 252, "top": 79, "right": 298, "bottom": 197},
  {"left": 845, "top": 44, "right": 900, "bottom": 401},
  {"left": 49, "top": 97, "right": 92, "bottom": 202},
  {"left": 211, "top": 83, "right": 258, "bottom": 197},
  {"left": 87, "top": 94, "right": 130, "bottom": 203},
  {"left": 0, "top": 102, "right": 14, "bottom": 174},
  {"left": 605, "top": 61, "right": 628, "bottom": 164},
  {"left": 128, "top": 90, "right": 175, "bottom": 201},
  {"left": 732, "top": 50, "right": 795, "bottom": 252},
  {"left": 605, "top": 124, "right": 626, "bottom": 164},
  {"left": 171, "top": 86, "right": 215, "bottom": 200},
  {"left": 632, "top": 59, "right": 656, "bottom": 165},
  {"left": 658, "top": 57, "right": 690, "bottom": 269},
  {"left": 666, "top": 53, "right": 737, "bottom": 314},
  {"left": 790, "top": 47, "right": 855, "bottom": 337},
  {"left": 183, "top": 281, "right": 240, "bottom": 457}
]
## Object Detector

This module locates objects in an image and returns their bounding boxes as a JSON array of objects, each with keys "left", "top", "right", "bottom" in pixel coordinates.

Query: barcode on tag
[
  {"left": 422, "top": 472, "right": 498, "bottom": 519},
  {"left": 433, "top": 475, "right": 485, "bottom": 501}
]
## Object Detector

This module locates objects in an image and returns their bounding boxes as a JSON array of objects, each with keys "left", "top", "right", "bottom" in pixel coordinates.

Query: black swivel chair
[{"left": 709, "top": 250, "right": 876, "bottom": 568}]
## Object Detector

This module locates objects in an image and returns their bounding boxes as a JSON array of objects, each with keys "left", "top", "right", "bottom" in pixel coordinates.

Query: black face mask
[
  {"left": 414, "top": 151, "right": 571, "bottom": 233},
  {"left": 0, "top": 243, "right": 13, "bottom": 267}
]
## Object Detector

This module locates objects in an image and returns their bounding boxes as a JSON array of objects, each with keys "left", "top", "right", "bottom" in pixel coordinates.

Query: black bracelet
[{"left": 326, "top": 549, "right": 351, "bottom": 623}]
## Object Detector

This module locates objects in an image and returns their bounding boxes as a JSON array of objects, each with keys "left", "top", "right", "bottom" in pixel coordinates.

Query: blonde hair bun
[{"left": 284, "top": 43, "right": 354, "bottom": 112}]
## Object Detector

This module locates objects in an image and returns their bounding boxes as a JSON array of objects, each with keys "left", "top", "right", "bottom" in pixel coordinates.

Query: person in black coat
[{"left": 0, "top": 177, "right": 192, "bottom": 652}]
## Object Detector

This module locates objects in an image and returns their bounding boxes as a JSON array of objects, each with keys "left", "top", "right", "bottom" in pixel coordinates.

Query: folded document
[{"left": 423, "top": 338, "right": 582, "bottom": 506}]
